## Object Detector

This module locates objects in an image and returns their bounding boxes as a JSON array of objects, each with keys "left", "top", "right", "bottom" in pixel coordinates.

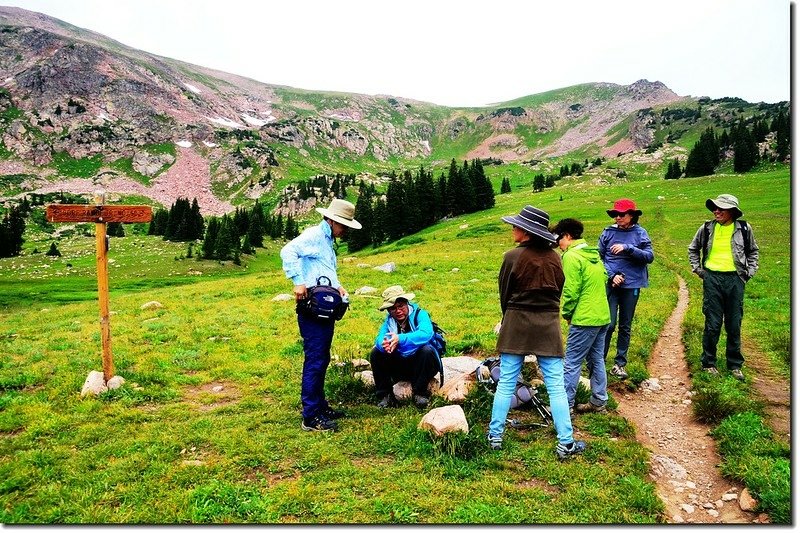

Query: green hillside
[{"left": 0, "top": 166, "right": 789, "bottom": 523}]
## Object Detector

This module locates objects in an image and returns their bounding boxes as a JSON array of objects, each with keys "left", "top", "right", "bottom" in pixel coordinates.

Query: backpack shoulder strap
[{"left": 737, "top": 219, "right": 751, "bottom": 255}]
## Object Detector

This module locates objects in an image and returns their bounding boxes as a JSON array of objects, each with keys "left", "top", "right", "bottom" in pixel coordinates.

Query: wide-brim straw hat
[
  {"left": 378, "top": 285, "right": 416, "bottom": 311},
  {"left": 501, "top": 205, "right": 557, "bottom": 244},
  {"left": 316, "top": 198, "right": 362, "bottom": 229},
  {"left": 706, "top": 194, "right": 743, "bottom": 219}
]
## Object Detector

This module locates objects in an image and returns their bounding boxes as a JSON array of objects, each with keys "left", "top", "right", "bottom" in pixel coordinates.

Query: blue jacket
[
  {"left": 280, "top": 221, "right": 340, "bottom": 289},
  {"left": 598, "top": 224, "right": 654, "bottom": 288},
  {"left": 373, "top": 303, "right": 439, "bottom": 357}
]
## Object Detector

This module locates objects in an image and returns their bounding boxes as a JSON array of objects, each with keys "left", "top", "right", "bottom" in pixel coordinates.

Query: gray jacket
[{"left": 688, "top": 220, "right": 759, "bottom": 283}]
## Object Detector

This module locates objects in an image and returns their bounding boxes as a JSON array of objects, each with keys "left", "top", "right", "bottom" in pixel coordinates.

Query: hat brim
[
  {"left": 378, "top": 292, "right": 415, "bottom": 311},
  {"left": 606, "top": 209, "right": 643, "bottom": 217},
  {"left": 705, "top": 199, "right": 742, "bottom": 219},
  {"left": 502, "top": 216, "right": 557, "bottom": 244},
  {"left": 316, "top": 207, "right": 362, "bottom": 229}
]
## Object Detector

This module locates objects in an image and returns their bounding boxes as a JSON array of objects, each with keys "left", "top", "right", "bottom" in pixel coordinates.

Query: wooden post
[
  {"left": 95, "top": 220, "right": 113, "bottom": 381},
  {"left": 46, "top": 202, "right": 152, "bottom": 384}
]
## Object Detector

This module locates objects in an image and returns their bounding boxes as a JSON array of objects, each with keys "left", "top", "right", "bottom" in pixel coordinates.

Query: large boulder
[{"left": 418, "top": 405, "right": 469, "bottom": 436}]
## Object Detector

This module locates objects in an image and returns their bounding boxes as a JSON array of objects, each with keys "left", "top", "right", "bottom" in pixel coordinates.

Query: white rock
[
  {"left": 80, "top": 371, "right": 108, "bottom": 397},
  {"left": 354, "top": 286, "right": 378, "bottom": 295},
  {"left": 672, "top": 514, "right": 685, "bottom": 523},
  {"left": 373, "top": 262, "right": 396, "bottom": 273},
  {"left": 450, "top": 268, "right": 460, "bottom": 273},
  {"left": 641, "top": 378, "right": 661, "bottom": 391},
  {"left": 721, "top": 493, "right": 737, "bottom": 502},
  {"left": 715, "top": 500, "right": 724, "bottom": 509},
  {"left": 350, "top": 358, "right": 370, "bottom": 369},
  {"left": 393, "top": 381, "right": 413, "bottom": 400},
  {"left": 438, "top": 375, "right": 475, "bottom": 402},
  {"left": 442, "top": 355, "right": 484, "bottom": 377},
  {"left": 271, "top": 293, "right": 293, "bottom": 302},
  {"left": 212, "top": 385, "right": 224, "bottom": 392},
  {"left": 685, "top": 481, "right": 696, "bottom": 489},
  {"left": 739, "top": 488, "right": 757, "bottom": 511},
  {"left": 355, "top": 370, "right": 374, "bottom": 387},
  {"left": 651, "top": 455, "right": 688, "bottom": 479},
  {"left": 140, "top": 300, "right": 163, "bottom": 310},
  {"left": 459, "top": 224, "right": 469, "bottom": 229},
  {"left": 418, "top": 405, "right": 469, "bottom": 436},
  {"left": 107, "top": 375, "right": 125, "bottom": 390},
  {"left": 680, "top": 504, "right": 695, "bottom": 514},
  {"left": 707, "top": 509, "right": 719, "bottom": 518}
]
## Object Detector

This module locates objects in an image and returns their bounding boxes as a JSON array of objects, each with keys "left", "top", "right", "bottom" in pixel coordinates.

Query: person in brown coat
[{"left": 487, "top": 205, "right": 586, "bottom": 460}]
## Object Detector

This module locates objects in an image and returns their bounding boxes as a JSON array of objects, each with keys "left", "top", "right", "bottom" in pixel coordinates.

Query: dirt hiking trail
[{"left": 614, "top": 277, "right": 776, "bottom": 524}]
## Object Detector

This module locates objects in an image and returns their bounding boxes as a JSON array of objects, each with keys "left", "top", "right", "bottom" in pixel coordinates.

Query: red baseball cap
[{"left": 606, "top": 198, "right": 643, "bottom": 217}]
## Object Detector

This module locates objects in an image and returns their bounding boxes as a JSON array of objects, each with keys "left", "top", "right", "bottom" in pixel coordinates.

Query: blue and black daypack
[
  {"left": 305, "top": 276, "right": 348, "bottom": 320},
  {"left": 411, "top": 309, "right": 446, "bottom": 386}
]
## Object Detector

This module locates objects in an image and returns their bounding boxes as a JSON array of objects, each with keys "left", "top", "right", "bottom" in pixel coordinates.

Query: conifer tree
[
  {"left": 500, "top": 177, "right": 511, "bottom": 193},
  {"left": 533, "top": 174, "right": 545, "bottom": 192},
  {"left": 107, "top": 222, "right": 125, "bottom": 237},
  {"left": 414, "top": 165, "right": 438, "bottom": 228},
  {"left": 46, "top": 242, "right": 61, "bottom": 257},
  {"left": 202, "top": 217, "right": 220, "bottom": 259},
  {"left": 347, "top": 186, "right": 374, "bottom": 252},
  {"left": 384, "top": 177, "right": 407, "bottom": 241},
  {"left": 214, "top": 216, "right": 236, "bottom": 261},
  {"left": 372, "top": 198, "right": 387, "bottom": 246}
]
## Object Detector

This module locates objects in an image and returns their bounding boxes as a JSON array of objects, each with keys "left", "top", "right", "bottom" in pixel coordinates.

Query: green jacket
[{"left": 561, "top": 239, "right": 611, "bottom": 326}]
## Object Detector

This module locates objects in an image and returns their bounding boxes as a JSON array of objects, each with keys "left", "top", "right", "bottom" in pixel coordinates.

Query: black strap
[{"left": 412, "top": 308, "right": 444, "bottom": 386}]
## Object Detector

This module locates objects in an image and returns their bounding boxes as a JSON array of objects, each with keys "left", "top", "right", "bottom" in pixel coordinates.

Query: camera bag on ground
[{"left": 306, "top": 276, "right": 348, "bottom": 320}]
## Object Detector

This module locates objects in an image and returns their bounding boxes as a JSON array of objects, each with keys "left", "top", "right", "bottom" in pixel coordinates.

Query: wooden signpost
[{"left": 46, "top": 200, "right": 152, "bottom": 382}]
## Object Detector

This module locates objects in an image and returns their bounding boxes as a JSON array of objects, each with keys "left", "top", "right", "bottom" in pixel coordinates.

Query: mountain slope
[{"left": 0, "top": 6, "right": 771, "bottom": 216}]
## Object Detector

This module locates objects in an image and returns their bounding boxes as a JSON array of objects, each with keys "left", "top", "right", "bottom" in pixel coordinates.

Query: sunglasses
[{"left": 609, "top": 211, "right": 631, "bottom": 218}]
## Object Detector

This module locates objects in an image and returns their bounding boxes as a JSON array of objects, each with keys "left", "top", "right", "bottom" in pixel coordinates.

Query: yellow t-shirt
[{"left": 704, "top": 222, "right": 736, "bottom": 272}]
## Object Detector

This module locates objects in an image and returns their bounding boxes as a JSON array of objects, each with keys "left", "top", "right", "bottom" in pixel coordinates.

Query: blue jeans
[
  {"left": 564, "top": 324, "right": 609, "bottom": 408},
  {"left": 297, "top": 312, "right": 335, "bottom": 419},
  {"left": 489, "top": 354, "right": 574, "bottom": 445},
  {"left": 604, "top": 286, "right": 641, "bottom": 367}
]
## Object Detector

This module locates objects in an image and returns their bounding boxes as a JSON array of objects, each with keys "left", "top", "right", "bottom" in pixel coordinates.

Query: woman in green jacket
[{"left": 552, "top": 218, "right": 611, "bottom": 413}]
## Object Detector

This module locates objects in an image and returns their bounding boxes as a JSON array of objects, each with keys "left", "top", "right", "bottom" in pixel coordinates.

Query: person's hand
[
  {"left": 610, "top": 243, "right": 626, "bottom": 255},
  {"left": 338, "top": 286, "right": 348, "bottom": 299},
  {"left": 382, "top": 332, "right": 398, "bottom": 353},
  {"left": 611, "top": 274, "right": 624, "bottom": 288},
  {"left": 293, "top": 284, "right": 307, "bottom": 301}
]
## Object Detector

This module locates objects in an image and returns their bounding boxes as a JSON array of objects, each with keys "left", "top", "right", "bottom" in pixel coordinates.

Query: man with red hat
[{"left": 688, "top": 194, "right": 759, "bottom": 381}]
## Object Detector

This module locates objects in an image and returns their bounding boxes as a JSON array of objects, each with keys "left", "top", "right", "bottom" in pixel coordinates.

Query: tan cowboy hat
[
  {"left": 316, "top": 198, "right": 362, "bottom": 229},
  {"left": 706, "top": 194, "right": 743, "bottom": 219},
  {"left": 378, "top": 285, "right": 416, "bottom": 311}
]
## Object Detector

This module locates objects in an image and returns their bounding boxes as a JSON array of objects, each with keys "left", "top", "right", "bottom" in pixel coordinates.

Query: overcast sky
[{"left": 0, "top": 0, "right": 791, "bottom": 107}]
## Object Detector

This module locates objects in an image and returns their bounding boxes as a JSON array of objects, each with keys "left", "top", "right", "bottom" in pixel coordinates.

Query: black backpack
[
  {"left": 305, "top": 276, "right": 348, "bottom": 321},
  {"left": 411, "top": 309, "right": 446, "bottom": 386}
]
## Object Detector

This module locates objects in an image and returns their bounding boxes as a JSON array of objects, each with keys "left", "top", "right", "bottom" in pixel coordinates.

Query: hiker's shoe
[
  {"left": 556, "top": 440, "right": 586, "bottom": 460},
  {"left": 569, "top": 406, "right": 575, "bottom": 418},
  {"left": 322, "top": 406, "right": 346, "bottom": 419},
  {"left": 376, "top": 394, "right": 396, "bottom": 408},
  {"left": 413, "top": 394, "right": 430, "bottom": 408},
  {"left": 610, "top": 364, "right": 628, "bottom": 379},
  {"left": 487, "top": 433, "right": 503, "bottom": 451},
  {"left": 301, "top": 414, "right": 338, "bottom": 432},
  {"left": 702, "top": 366, "right": 720, "bottom": 376},
  {"left": 730, "top": 368, "right": 745, "bottom": 381},
  {"left": 575, "top": 402, "right": 607, "bottom": 414}
]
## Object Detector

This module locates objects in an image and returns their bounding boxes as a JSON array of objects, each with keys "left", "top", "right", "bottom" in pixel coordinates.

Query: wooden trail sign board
[{"left": 46, "top": 203, "right": 153, "bottom": 382}]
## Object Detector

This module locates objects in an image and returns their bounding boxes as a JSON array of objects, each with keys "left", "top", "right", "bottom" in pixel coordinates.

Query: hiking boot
[
  {"left": 610, "top": 364, "right": 628, "bottom": 379},
  {"left": 556, "top": 440, "right": 586, "bottom": 460},
  {"left": 413, "top": 394, "right": 430, "bottom": 408},
  {"left": 376, "top": 394, "right": 396, "bottom": 408},
  {"left": 702, "top": 366, "right": 720, "bottom": 376},
  {"left": 730, "top": 368, "right": 745, "bottom": 381},
  {"left": 575, "top": 402, "right": 607, "bottom": 414},
  {"left": 322, "top": 406, "right": 346, "bottom": 419},
  {"left": 301, "top": 414, "right": 338, "bottom": 432},
  {"left": 487, "top": 433, "right": 503, "bottom": 451}
]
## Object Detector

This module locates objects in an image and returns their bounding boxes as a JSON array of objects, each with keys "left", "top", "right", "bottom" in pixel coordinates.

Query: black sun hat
[{"left": 501, "top": 205, "right": 557, "bottom": 244}]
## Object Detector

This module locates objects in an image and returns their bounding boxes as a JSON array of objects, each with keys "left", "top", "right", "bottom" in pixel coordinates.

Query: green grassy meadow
[{"left": 0, "top": 168, "right": 790, "bottom": 523}]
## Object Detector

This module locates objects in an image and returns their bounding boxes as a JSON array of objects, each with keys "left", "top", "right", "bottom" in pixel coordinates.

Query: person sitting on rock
[{"left": 370, "top": 285, "right": 442, "bottom": 409}]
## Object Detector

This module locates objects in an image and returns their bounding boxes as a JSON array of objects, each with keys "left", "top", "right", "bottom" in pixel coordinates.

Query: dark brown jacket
[{"left": 497, "top": 242, "right": 565, "bottom": 356}]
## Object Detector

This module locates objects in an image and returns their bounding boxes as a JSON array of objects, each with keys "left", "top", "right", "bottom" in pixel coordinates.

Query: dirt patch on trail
[{"left": 614, "top": 278, "right": 769, "bottom": 524}]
